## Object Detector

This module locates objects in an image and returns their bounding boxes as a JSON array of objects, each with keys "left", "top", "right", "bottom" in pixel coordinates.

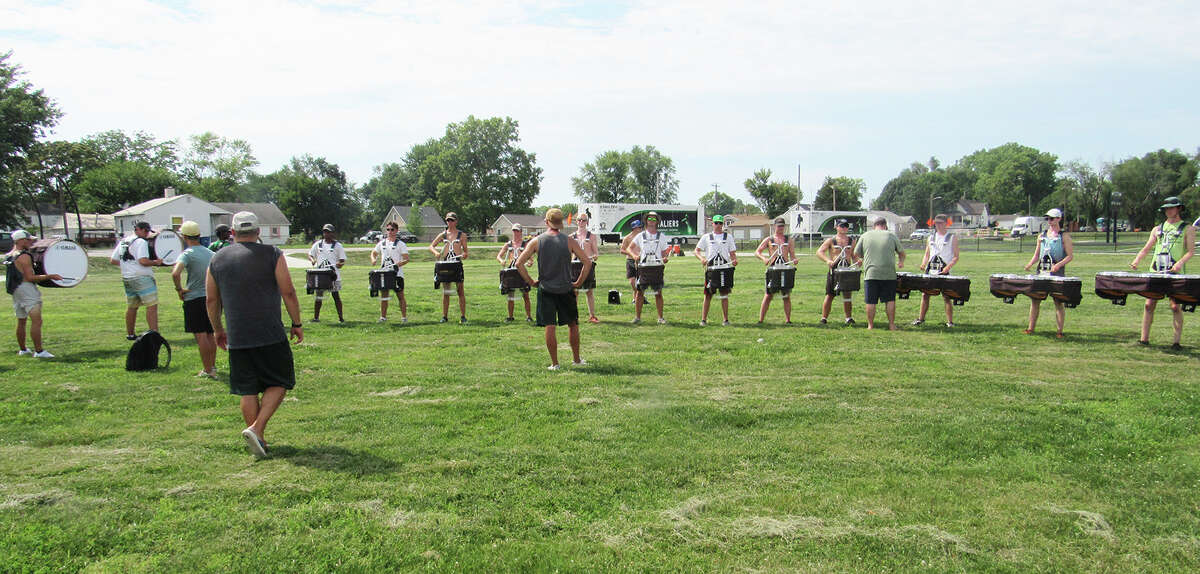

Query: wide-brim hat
[{"left": 1160, "top": 196, "right": 1184, "bottom": 210}]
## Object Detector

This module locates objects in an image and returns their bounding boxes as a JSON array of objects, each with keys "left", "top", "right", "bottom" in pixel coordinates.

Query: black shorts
[
  {"left": 825, "top": 273, "right": 851, "bottom": 297},
  {"left": 536, "top": 289, "right": 579, "bottom": 326},
  {"left": 381, "top": 276, "right": 405, "bottom": 294},
  {"left": 183, "top": 297, "right": 213, "bottom": 334},
  {"left": 501, "top": 284, "right": 531, "bottom": 295},
  {"left": 625, "top": 259, "right": 637, "bottom": 279},
  {"left": 863, "top": 279, "right": 898, "bottom": 305},
  {"left": 228, "top": 340, "right": 296, "bottom": 396}
]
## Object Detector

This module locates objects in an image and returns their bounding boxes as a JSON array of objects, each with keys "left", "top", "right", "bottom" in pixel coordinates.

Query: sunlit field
[{"left": 1, "top": 246, "right": 1197, "bottom": 572}]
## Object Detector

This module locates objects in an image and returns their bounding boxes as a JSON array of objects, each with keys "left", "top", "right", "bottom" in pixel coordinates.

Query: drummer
[
  {"left": 429, "top": 212, "right": 470, "bottom": 324},
  {"left": 629, "top": 212, "right": 671, "bottom": 324},
  {"left": 1130, "top": 196, "right": 1196, "bottom": 349},
  {"left": 620, "top": 219, "right": 644, "bottom": 296},
  {"left": 817, "top": 219, "right": 859, "bottom": 326},
  {"left": 6, "top": 230, "right": 62, "bottom": 358},
  {"left": 912, "top": 214, "right": 960, "bottom": 328},
  {"left": 754, "top": 216, "right": 797, "bottom": 323},
  {"left": 171, "top": 221, "right": 217, "bottom": 378},
  {"left": 496, "top": 223, "right": 533, "bottom": 322},
  {"left": 110, "top": 221, "right": 162, "bottom": 340},
  {"left": 208, "top": 224, "right": 233, "bottom": 251},
  {"left": 694, "top": 215, "right": 738, "bottom": 326},
  {"left": 369, "top": 222, "right": 410, "bottom": 323},
  {"left": 307, "top": 223, "right": 346, "bottom": 323},
  {"left": 1023, "top": 208, "right": 1074, "bottom": 338},
  {"left": 573, "top": 211, "right": 601, "bottom": 323}
]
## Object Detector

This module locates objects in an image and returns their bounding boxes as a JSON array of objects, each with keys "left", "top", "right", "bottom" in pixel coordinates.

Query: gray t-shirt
[
  {"left": 208, "top": 242, "right": 286, "bottom": 350},
  {"left": 177, "top": 245, "right": 214, "bottom": 301},
  {"left": 853, "top": 229, "right": 904, "bottom": 281},
  {"left": 537, "top": 231, "right": 573, "bottom": 294}
]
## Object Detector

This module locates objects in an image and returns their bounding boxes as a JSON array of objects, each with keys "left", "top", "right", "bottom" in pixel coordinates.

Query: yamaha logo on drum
[{"left": 56, "top": 243, "right": 79, "bottom": 251}]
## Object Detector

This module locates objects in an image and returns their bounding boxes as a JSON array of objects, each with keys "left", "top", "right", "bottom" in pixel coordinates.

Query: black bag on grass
[{"left": 126, "top": 330, "right": 171, "bottom": 371}]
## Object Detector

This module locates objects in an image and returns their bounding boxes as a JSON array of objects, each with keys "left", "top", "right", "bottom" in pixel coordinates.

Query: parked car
[
  {"left": 0, "top": 231, "right": 13, "bottom": 254},
  {"left": 396, "top": 231, "right": 419, "bottom": 244},
  {"left": 357, "top": 230, "right": 383, "bottom": 244},
  {"left": 909, "top": 229, "right": 930, "bottom": 241}
]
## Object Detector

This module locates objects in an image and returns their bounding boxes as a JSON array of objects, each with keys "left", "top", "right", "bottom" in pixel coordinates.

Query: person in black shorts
[
  {"left": 171, "top": 221, "right": 217, "bottom": 378},
  {"left": 515, "top": 208, "right": 593, "bottom": 370},
  {"left": 206, "top": 211, "right": 304, "bottom": 458}
]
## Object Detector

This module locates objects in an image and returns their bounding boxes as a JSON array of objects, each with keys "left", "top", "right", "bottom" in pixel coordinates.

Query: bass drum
[
  {"left": 151, "top": 230, "right": 184, "bottom": 265},
  {"left": 30, "top": 238, "right": 89, "bottom": 288}
]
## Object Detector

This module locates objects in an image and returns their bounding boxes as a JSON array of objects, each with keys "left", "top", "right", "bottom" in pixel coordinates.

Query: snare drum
[
  {"left": 150, "top": 229, "right": 183, "bottom": 265},
  {"left": 369, "top": 269, "right": 398, "bottom": 296},
  {"left": 765, "top": 265, "right": 795, "bottom": 295},
  {"left": 704, "top": 265, "right": 734, "bottom": 294},
  {"left": 571, "top": 260, "right": 596, "bottom": 290},
  {"left": 636, "top": 263, "right": 664, "bottom": 292},
  {"left": 306, "top": 268, "right": 336, "bottom": 294},
  {"left": 832, "top": 267, "right": 861, "bottom": 293},
  {"left": 499, "top": 267, "right": 528, "bottom": 293},
  {"left": 29, "top": 238, "right": 89, "bottom": 288},
  {"left": 434, "top": 260, "right": 464, "bottom": 287}
]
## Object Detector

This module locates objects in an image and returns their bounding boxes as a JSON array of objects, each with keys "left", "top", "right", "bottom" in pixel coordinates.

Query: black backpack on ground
[{"left": 126, "top": 330, "right": 172, "bottom": 371}]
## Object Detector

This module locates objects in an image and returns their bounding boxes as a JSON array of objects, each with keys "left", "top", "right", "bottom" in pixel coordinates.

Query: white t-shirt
[
  {"left": 634, "top": 231, "right": 667, "bottom": 266},
  {"left": 697, "top": 232, "right": 736, "bottom": 267},
  {"left": 309, "top": 240, "right": 347, "bottom": 281},
  {"left": 372, "top": 238, "right": 409, "bottom": 277},
  {"left": 111, "top": 237, "right": 154, "bottom": 278},
  {"left": 926, "top": 232, "right": 956, "bottom": 272}
]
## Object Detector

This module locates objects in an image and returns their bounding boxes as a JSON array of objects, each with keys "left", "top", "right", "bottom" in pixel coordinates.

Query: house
[
  {"left": 20, "top": 207, "right": 116, "bottom": 245},
  {"left": 952, "top": 200, "right": 990, "bottom": 229},
  {"left": 112, "top": 190, "right": 230, "bottom": 241},
  {"left": 488, "top": 214, "right": 554, "bottom": 240},
  {"left": 212, "top": 203, "right": 292, "bottom": 245},
  {"left": 381, "top": 206, "right": 445, "bottom": 242},
  {"left": 721, "top": 214, "right": 772, "bottom": 242}
]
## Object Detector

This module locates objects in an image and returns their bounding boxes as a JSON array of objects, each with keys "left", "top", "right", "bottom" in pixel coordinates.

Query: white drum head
[
  {"left": 38, "top": 239, "right": 89, "bottom": 287},
  {"left": 154, "top": 230, "right": 184, "bottom": 265}
]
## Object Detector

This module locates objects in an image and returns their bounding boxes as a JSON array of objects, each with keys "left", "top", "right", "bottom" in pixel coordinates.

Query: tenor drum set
[
  {"left": 896, "top": 272, "right": 972, "bottom": 305},
  {"left": 1094, "top": 271, "right": 1200, "bottom": 312},
  {"left": 989, "top": 274, "right": 1083, "bottom": 308}
]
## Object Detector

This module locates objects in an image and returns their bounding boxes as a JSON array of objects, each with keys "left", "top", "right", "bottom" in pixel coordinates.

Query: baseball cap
[
  {"left": 322, "top": 223, "right": 335, "bottom": 232},
  {"left": 1044, "top": 208, "right": 1063, "bottom": 219},
  {"left": 773, "top": 217, "right": 786, "bottom": 226},
  {"left": 630, "top": 219, "right": 643, "bottom": 229},
  {"left": 712, "top": 214, "right": 724, "bottom": 223},
  {"left": 11, "top": 230, "right": 31, "bottom": 241},
  {"left": 511, "top": 223, "right": 523, "bottom": 231},
  {"left": 214, "top": 224, "right": 230, "bottom": 237},
  {"left": 444, "top": 212, "right": 458, "bottom": 221},
  {"left": 1160, "top": 196, "right": 1183, "bottom": 210},
  {"left": 134, "top": 221, "right": 152, "bottom": 231},
  {"left": 933, "top": 214, "right": 948, "bottom": 223},
  {"left": 179, "top": 221, "right": 201, "bottom": 237},
  {"left": 232, "top": 211, "right": 259, "bottom": 232},
  {"left": 835, "top": 219, "right": 849, "bottom": 227},
  {"left": 646, "top": 211, "right": 660, "bottom": 221}
]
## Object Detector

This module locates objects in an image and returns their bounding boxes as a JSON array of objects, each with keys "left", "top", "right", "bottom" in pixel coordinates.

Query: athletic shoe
[
  {"left": 241, "top": 427, "right": 267, "bottom": 458},
  {"left": 311, "top": 317, "right": 320, "bottom": 323},
  {"left": 722, "top": 320, "right": 731, "bottom": 326},
  {"left": 378, "top": 317, "right": 387, "bottom": 323},
  {"left": 631, "top": 317, "right": 642, "bottom": 324},
  {"left": 338, "top": 318, "right": 345, "bottom": 324},
  {"left": 439, "top": 317, "right": 448, "bottom": 323},
  {"left": 785, "top": 320, "right": 793, "bottom": 325},
  {"left": 33, "top": 350, "right": 54, "bottom": 359},
  {"left": 1137, "top": 340, "right": 1150, "bottom": 346},
  {"left": 1171, "top": 343, "right": 1183, "bottom": 351},
  {"left": 588, "top": 316, "right": 600, "bottom": 324},
  {"left": 1023, "top": 328, "right": 1034, "bottom": 335},
  {"left": 573, "top": 358, "right": 587, "bottom": 366},
  {"left": 17, "top": 349, "right": 33, "bottom": 357},
  {"left": 700, "top": 320, "right": 707, "bottom": 326},
  {"left": 911, "top": 319, "right": 924, "bottom": 326},
  {"left": 506, "top": 317, "right": 514, "bottom": 322},
  {"left": 195, "top": 370, "right": 217, "bottom": 379},
  {"left": 126, "top": 334, "right": 138, "bottom": 341},
  {"left": 547, "top": 364, "right": 561, "bottom": 371},
  {"left": 526, "top": 317, "right": 533, "bottom": 322},
  {"left": 844, "top": 318, "right": 855, "bottom": 326},
  {"left": 945, "top": 322, "right": 956, "bottom": 328},
  {"left": 401, "top": 317, "right": 408, "bottom": 323},
  {"left": 657, "top": 317, "right": 667, "bottom": 325},
  {"left": 819, "top": 318, "right": 828, "bottom": 325},
  {"left": 460, "top": 316, "right": 468, "bottom": 324}
]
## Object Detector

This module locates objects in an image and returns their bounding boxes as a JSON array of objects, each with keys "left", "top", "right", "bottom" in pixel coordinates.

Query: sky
[{"left": 4, "top": 0, "right": 1200, "bottom": 209}]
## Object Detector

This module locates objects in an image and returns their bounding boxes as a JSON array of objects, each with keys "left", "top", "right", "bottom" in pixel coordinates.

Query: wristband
[{"left": 292, "top": 323, "right": 303, "bottom": 329}]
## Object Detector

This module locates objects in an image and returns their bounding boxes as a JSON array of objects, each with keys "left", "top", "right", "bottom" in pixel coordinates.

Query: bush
[{"left": 497, "top": 234, "right": 509, "bottom": 244}]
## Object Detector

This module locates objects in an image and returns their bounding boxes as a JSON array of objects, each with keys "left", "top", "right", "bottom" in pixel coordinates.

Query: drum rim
[{"left": 32, "top": 238, "right": 89, "bottom": 287}]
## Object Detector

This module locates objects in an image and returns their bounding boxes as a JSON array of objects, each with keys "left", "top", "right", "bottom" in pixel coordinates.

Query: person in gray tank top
[
  {"left": 515, "top": 208, "right": 593, "bottom": 370},
  {"left": 206, "top": 211, "right": 304, "bottom": 458}
]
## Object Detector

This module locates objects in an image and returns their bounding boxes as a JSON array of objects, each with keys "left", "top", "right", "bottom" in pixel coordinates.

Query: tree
[
  {"left": 1110, "top": 149, "right": 1199, "bottom": 229},
  {"left": 572, "top": 150, "right": 633, "bottom": 203},
  {"left": 1052, "top": 160, "right": 1109, "bottom": 228},
  {"left": 0, "top": 51, "right": 61, "bottom": 225},
  {"left": 571, "top": 146, "right": 679, "bottom": 203},
  {"left": 21, "top": 141, "right": 99, "bottom": 238},
  {"left": 699, "top": 190, "right": 739, "bottom": 216},
  {"left": 81, "top": 130, "right": 177, "bottom": 172},
  {"left": 958, "top": 143, "right": 1058, "bottom": 215},
  {"left": 273, "top": 155, "right": 362, "bottom": 239},
  {"left": 813, "top": 176, "right": 865, "bottom": 211},
  {"left": 179, "top": 132, "right": 258, "bottom": 202},
  {"left": 534, "top": 203, "right": 579, "bottom": 217},
  {"left": 75, "top": 161, "right": 177, "bottom": 213},
  {"left": 625, "top": 145, "right": 678, "bottom": 203},
  {"left": 744, "top": 168, "right": 798, "bottom": 217}
]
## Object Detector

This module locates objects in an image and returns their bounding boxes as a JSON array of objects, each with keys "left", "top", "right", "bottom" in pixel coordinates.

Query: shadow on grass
[
  {"left": 56, "top": 348, "right": 131, "bottom": 364},
  {"left": 272, "top": 445, "right": 400, "bottom": 475},
  {"left": 575, "top": 362, "right": 643, "bottom": 377}
]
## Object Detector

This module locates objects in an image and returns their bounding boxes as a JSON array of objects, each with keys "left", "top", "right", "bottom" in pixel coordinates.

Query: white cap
[
  {"left": 232, "top": 211, "right": 259, "bottom": 231},
  {"left": 1044, "top": 208, "right": 1063, "bottom": 219},
  {"left": 11, "top": 230, "right": 31, "bottom": 241},
  {"left": 511, "top": 223, "right": 522, "bottom": 231}
]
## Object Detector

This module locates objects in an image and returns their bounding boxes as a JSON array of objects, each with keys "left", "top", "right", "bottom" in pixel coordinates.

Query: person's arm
[
  {"left": 569, "top": 237, "right": 593, "bottom": 289},
  {"left": 514, "top": 236, "right": 539, "bottom": 286},
  {"left": 370, "top": 244, "right": 380, "bottom": 266},
  {"left": 816, "top": 239, "right": 832, "bottom": 265},
  {"left": 729, "top": 239, "right": 738, "bottom": 266},
  {"left": 896, "top": 237, "right": 906, "bottom": 269},
  {"left": 308, "top": 243, "right": 318, "bottom": 265},
  {"left": 171, "top": 258, "right": 188, "bottom": 300},
  {"left": 786, "top": 239, "right": 798, "bottom": 265},
  {"left": 943, "top": 235, "right": 960, "bottom": 274},
  {"left": 428, "top": 233, "right": 443, "bottom": 257},
  {"left": 620, "top": 234, "right": 634, "bottom": 257},
  {"left": 693, "top": 237, "right": 706, "bottom": 264},
  {"left": 852, "top": 238, "right": 863, "bottom": 262},
  {"left": 109, "top": 244, "right": 122, "bottom": 265},
  {"left": 335, "top": 244, "right": 346, "bottom": 268},
  {"left": 1130, "top": 228, "right": 1159, "bottom": 269},
  {"left": 754, "top": 238, "right": 770, "bottom": 263},
  {"left": 136, "top": 240, "right": 162, "bottom": 267},
  {"left": 1175, "top": 226, "right": 1197, "bottom": 272},
  {"left": 1024, "top": 239, "right": 1041, "bottom": 271},
  {"left": 496, "top": 242, "right": 507, "bottom": 264},
  {"left": 460, "top": 234, "right": 469, "bottom": 259},
  {"left": 919, "top": 238, "right": 931, "bottom": 271},
  {"left": 398, "top": 246, "right": 410, "bottom": 267},
  {"left": 206, "top": 269, "right": 226, "bottom": 350},
  {"left": 1054, "top": 233, "right": 1074, "bottom": 272},
  {"left": 275, "top": 253, "right": 304, "bottom": 343},
  {"left": 589, "top": 234, "right": 599, "bottom": 259},
  {"left": 15, "top": 253, "right": 61, "bottom": 284},
  {"left": 628, "top": 238, "right": 642, "bottom": 260}
]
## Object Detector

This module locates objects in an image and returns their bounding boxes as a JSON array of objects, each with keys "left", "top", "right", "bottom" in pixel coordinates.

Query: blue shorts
[{"left": 123, "top": 276, "right": 158, "bottom": 307}]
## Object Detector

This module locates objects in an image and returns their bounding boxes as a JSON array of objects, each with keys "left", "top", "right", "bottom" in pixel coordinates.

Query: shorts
[
  {"left": 123, "top": 275, "right": 158, "bottom": 307},
  {"left": 228, "top": 340, "right": 296, "bottom": 396},
  {"left": 381, "top": 276, "right": 405, "bottom": 294},
  {"left": 12, "top": 283, "right": 42, "bottom": 319},
  {"left": 575, "top": 266, "right": 597, "bottom": 290},
  {"left": 537, "top": 288, "right": 579, "bottom": 326},
  {"left": 625, "top": 259, "right": 637, "bottom": 279},
  {"left": 501, "top": 284, "right": 531, "bottom": 295},
  {"left": 863, "top": 279, "right": 898, "bottom": 305},
  {"left": 183, "top": 297, "right": 214, "bottom": 333},
  {"left": 825, "top": 273, "right": 851, "bottom": 297},
  {"left": 315, "top": 280, "right": 342, "bottom": 297}
]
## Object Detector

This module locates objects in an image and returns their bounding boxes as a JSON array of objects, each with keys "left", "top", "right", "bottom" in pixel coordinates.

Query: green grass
[{"left": 2, "top": 250, "right": 1198, "bottom": 572}]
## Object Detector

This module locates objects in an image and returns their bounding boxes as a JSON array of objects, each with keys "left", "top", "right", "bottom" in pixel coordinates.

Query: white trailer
[{"left": 579, "top": 203, "right": 705, "bottom": 244}]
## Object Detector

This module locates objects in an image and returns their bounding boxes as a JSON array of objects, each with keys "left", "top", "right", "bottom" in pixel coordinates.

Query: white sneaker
[
  {"left": 657, "top": 317, "right": 667, "bottom": 325},
  {"left": 378, "top": 316, "right": 387, "bottom": 323},
  {"left": 573, "top": 358, "right": 587, "bottom": 366},
  {"left": 33, "top": 350, "right": 54, "bottom": 359},
  {"left": 17, "top": 349, "right": 33, "bottom": 357},
  {"left": 242, "top": 427, "right": 267, "bottom": 457},
  {"left": 401, "top": 317, "right": 408, "bottom": 323},
  {"left": 547, "top": 364, "right": 561, "bottom": 371}
]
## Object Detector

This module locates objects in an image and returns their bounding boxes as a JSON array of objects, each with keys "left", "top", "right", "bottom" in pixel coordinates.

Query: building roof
[
  {"left": 389, "top": 205, "right": 444, "bottom": 227},
  {"left": 213, "top": 202, "right": 291, "bottom": 225},
  {"left": 494, "top": 214, "right": 551, "bottom": 228},
  {"left": 112, "top": 194, "right": 230, "bottom": 217},
  {"left": 954, "top": 199, "right": 989, "bottom": 215},
  {"left": 723, "top": 214, "right": 772, "bottom": 227}
]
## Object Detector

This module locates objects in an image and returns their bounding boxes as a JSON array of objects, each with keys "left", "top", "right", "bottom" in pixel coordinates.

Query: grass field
[{"left": 1, "top": 247, "right": 1198, "bottom": 572}]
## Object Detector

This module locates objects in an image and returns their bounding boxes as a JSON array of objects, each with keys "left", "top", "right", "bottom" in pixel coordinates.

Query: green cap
[{"left": 711, "top": 214, "right": 724, "bottom": 223}]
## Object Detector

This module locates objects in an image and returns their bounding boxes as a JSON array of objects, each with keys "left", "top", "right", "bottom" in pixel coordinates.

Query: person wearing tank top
[
  {"left": 496, "top": 224, "right": 533, "bottom": 322},
  {"left": 754, "top": 217, "right": 797, "bottom": 324},
  {"left": 629, "top": 213, "right": 671, "bottom": 324},
  {"left": 1129, "top": 196, "right": 1196, "bottom": 349},
  {"left": 816, "top": 219, "right": 860, "bottom": 325},
  {"left": 694, "top": 215, "right": 738, "bottom": 325},
  {"left": 514, "top": 209, "right": 593, "bottom": 370},
  {"left": 1022, "top": 209, "right": 1074, "bottom": 338},
  {"left": 573, "top": 212, "right": 601, "bottom": 323},
  {"left": 912, "top": 214, "right": 961, "bottom": 328},
  {"left": 429, "top": 212, "right": 470, "bottom": 323}
]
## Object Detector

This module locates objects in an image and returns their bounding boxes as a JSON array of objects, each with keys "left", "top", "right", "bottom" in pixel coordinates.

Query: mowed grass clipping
[{"left": 1, "top": 247, "right": 1198, "bottom": 573}]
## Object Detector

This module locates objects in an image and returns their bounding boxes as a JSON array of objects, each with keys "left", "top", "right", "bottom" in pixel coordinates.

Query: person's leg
[
  {"left": 783, "top": 293, "right": 792, "bottom": 322},
  {"left": 842, "top": 295, "right": 853, "bottom": 319},
  {"left": 635, "top": 289, "right": 644, "bottom": 319},
  {"left": 240, "top": 395, "right": 260, "bottom": 427},
  {"left": 1027, "top": 300, "right": 1040, "bottom": 332},
  {"left": 29, "top": 307, "right": 43, "bottom": 351},
  {"left": 1054, "top": 301, "right": 1066, "bottom": 335},
  {"left": 886, "top": 299, "right": 897, "bottom": 330},
  {"left": 125, "top": 306, "right": 137, "bottom": 337},
  {"left": 1171, "top": 301, "right": 1183, "bottom": 345},
  {"left": 332, "top": 292, "right": 344, "bottom": 321},
  {"left": 314, "top": 292, "right": 324, "bottom": 320},
  {"left": 701, "top": 292, "right": 712, "bottom": 322},
  {"left": 568, "top": 322, "right": 581, "bottom": 363},
  {"left": 944, "top": 295, "right": 954, "bottom": 325},
  {"left": 655, "top": 293, "right": 664, "bottom": 320},
  {"left": 441, "top": 291, "right": 450, "bottom": 319},
  {"left": 821, "top": 294, "right": 833, "bottom": 320},
  {"left": 545, "top": 325, "right": 558, "bottom": 366},
  {"left": 759, "top": 293, "right": 771, "bottom": 322},
  {"left": 380, "top": 295, "right": 389, "bottom": 319},
  {"left": 865, "top": 303, "right": 877, "bottom": 329},
  {"left": 196, "top": 333, "right": 216, "bottom": 373},
  {"left": 146, "top": 304, "right": 158, "bottom": 331},
  {"left": 585, "top": 289, "right": 596, "bottom": 319},
  {"left": 523, "top": 291, "right": 532, "bottom": 320},
  {"left": 250, "top": 386, "right": 287, "bottom": 440},
  {"left": 917, "top": 293, "right": 930, "bottom": 322},
  {"left": 506, "top": 293, "right": 515, "bottom": 319},
  {"left": 1140, "top": 298, "right": 1157, "bottom": 342},
  {"left": 457, "top": 283, "right": 467, "bottom": 318},
  {"left": 399, "top": 291, "right": 407, "bottom": 319},
  {"left": 720, "top": 290, "right": 730, "bottom": 322},
  {"left": 15, "top": 317, "right": 27, "bottom": 351}
]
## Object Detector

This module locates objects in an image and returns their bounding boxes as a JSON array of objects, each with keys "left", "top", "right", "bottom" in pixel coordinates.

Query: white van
[{"left": 1011, "top": 216, "right": 1040, "bottom": 238}]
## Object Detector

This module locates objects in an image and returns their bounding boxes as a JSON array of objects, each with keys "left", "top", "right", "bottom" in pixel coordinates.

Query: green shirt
[
  {"left": 208, "top": 239, "right": 231, "bottom": 252},
  {"left": 853, "top": 229, "right": 904, "bottom": 281}
]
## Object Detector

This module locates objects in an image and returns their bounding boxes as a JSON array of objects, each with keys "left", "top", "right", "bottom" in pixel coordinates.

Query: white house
[
  {"left": 381, "top": 205, "right": 446, "bottom": 242},
  {"left": 952, "top": 200, "right": 990, "bottom": 229},
  {"left": 112, "top": 191, "right": 230, "bottom": 241},
  {"left": 213, "top": 203, "right": 292, "bottom": 245}
]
